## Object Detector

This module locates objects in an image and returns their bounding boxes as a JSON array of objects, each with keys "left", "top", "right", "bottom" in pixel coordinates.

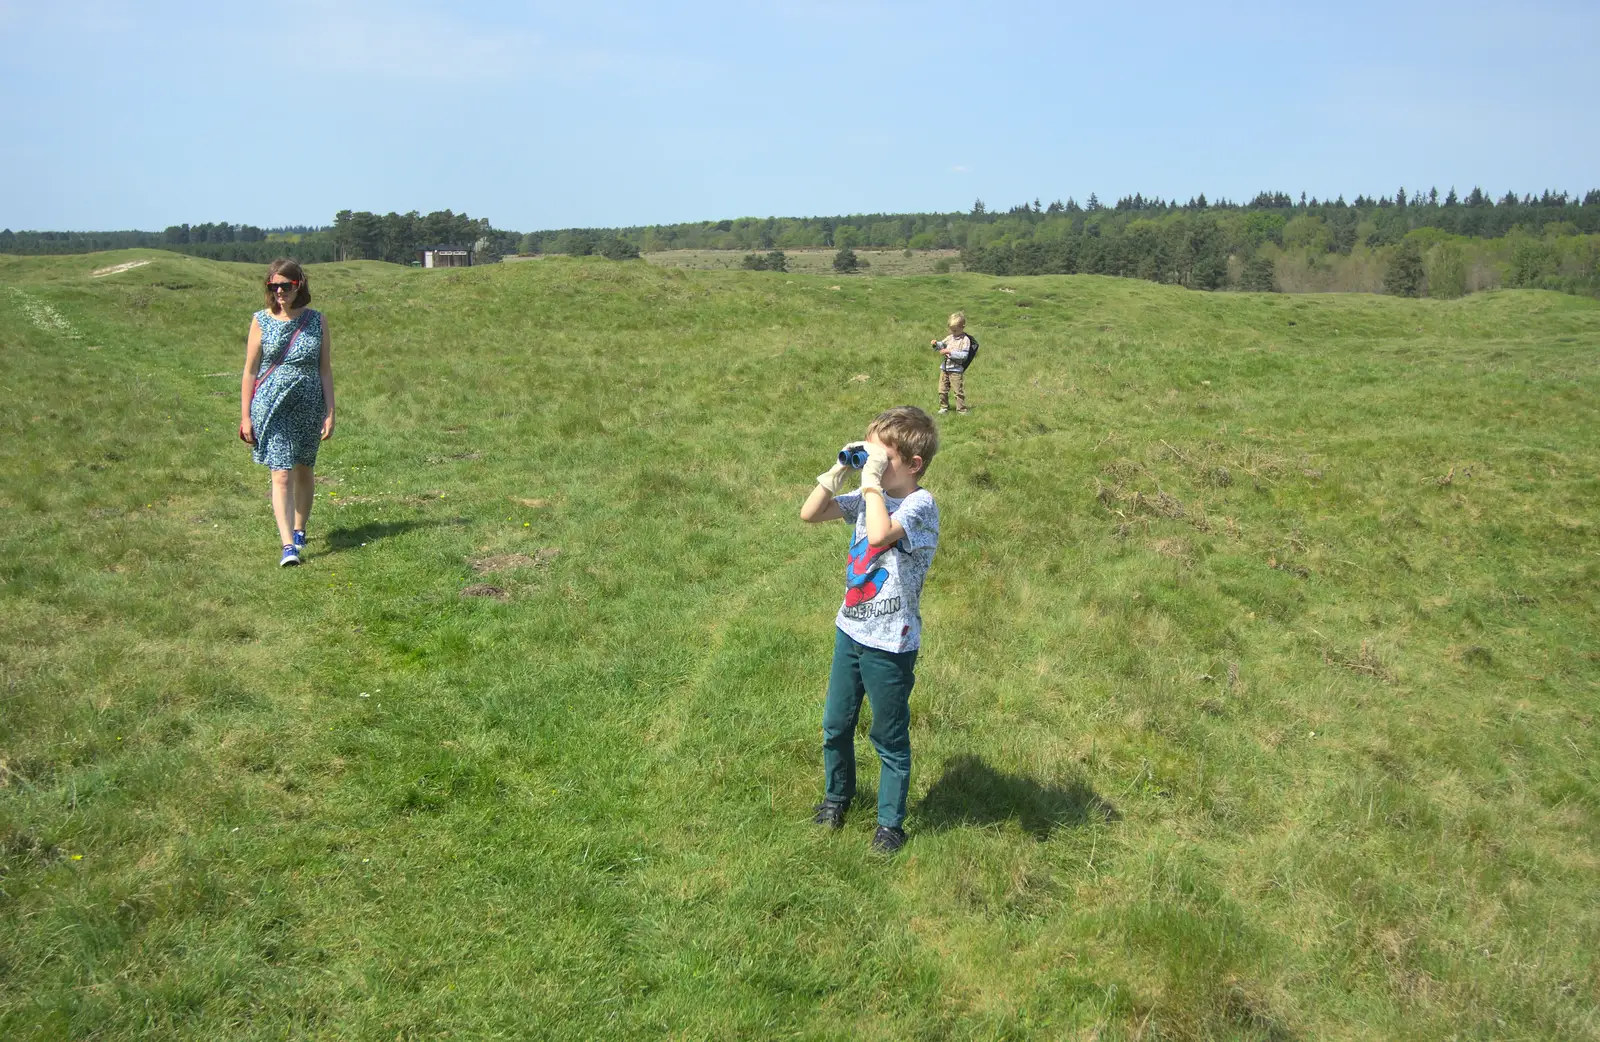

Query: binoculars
[{"left": 839, "top": 445, "right": 870, "bottom": 469}]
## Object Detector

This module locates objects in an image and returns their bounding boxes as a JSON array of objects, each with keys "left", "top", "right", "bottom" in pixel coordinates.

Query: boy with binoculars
[
  {"left": 799, "top": 406, "right": 941, "bottom": 854},
  {"left": 931, "top": 310, "right": 975, "bottom": 414}
]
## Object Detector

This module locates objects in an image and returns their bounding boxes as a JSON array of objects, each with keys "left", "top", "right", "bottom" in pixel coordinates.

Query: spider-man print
[
  {"left": 833, "top": 489, "right": 938, "bottom": 653},
  {"left": 845, "top": 528, "right": 890, "bottom": 607}
]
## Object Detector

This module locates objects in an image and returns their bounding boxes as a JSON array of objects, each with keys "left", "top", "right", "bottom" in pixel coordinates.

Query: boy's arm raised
[
  {"left": 860, "top": 489, "right": 907, "bottom": 548},
  {"left": 859, "top": 448, "right": 908, "bottom": 548},
  {"left": 801, "top": 457, "right": 848, "bottom": 523}
]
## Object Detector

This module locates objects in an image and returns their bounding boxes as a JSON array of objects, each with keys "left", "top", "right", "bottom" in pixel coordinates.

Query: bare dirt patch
[
  {"left": 460, "top": 583, "right": 509, "bottom": 601},
  {"left": 470, "top": 553, "right": 536, "bottom": 574},
  {"left": 91, "top": 260, "right": 151, "bottom": 278},
  {"left": 1322, "top": 638, "right": 1393, "bottom": 681},
  {"left": 469, "top": 548, "right": 561, "bottom": 575},
  {"left": 1149, "top": 537, "right": 1192, "bottom": 562}
]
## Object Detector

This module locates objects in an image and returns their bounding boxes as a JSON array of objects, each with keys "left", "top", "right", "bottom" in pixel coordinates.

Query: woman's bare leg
[
  {"left": 270, "top": 469, "right": 296, "bottom": 547},
  {"left": 291, "top": 464, "right": 315, "bottom": 533}
]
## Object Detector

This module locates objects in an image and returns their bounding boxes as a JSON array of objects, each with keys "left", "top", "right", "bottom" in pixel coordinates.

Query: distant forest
[
  {"left": 526, "top": 188, "right": 1600, "bottom": 298},
  {"left": 4, "top": 186, "right": 1596, "bottom": 297},
  {"left": 0, "top": 223, "right": 342, "bottom": 263},
  {"left": 528, "top": 187, "right": 1599, "bottom": 252},
  {"left": 0, "top": 211, "right": 517, "bottom": 266}
]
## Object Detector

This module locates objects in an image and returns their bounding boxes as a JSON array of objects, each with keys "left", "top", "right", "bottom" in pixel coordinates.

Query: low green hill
[{"left": 2, "top": 251, "right": 1597, "bottom": 1040}]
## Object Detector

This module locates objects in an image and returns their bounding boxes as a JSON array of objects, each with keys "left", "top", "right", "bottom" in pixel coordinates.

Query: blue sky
[{"left": 2, "top": 0, "right": 1595, "bottom": 232}]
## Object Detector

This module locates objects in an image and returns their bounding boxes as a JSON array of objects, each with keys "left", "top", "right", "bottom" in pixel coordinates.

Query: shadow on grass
[
  {"left": 916, "top": 754, "right": 1119, "bottom": 840},
  {"left": 321, "top": 519, "right": 437, "bottom": 554}
]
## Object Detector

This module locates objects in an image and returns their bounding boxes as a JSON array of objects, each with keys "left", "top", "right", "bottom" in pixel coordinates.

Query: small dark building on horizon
[{"left": 418, "top": 245, "right": 474, "bottom": 268}]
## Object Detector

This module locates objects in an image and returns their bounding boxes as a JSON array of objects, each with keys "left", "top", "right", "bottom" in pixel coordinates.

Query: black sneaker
[
  {"left": 871, "top": 825, "right": 906, "bottom": 854},
  {"left": 812, "top": 800, "right": 847, "bottom": 830}
]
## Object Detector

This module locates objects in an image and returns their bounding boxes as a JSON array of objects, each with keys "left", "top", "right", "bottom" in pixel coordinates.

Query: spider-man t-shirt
[{"left": 834, "top": 487, "right": 939, "bottom": 653}]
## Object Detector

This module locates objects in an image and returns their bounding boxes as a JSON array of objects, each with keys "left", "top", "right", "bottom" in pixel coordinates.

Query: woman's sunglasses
[{"left": 267, "top": 281, "right": 300, "bottom": 293}]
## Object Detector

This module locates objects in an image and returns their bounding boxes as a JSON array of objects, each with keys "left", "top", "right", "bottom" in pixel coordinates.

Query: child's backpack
[{"left": 961, "top": 334, "right": 980, "bottom": 368}]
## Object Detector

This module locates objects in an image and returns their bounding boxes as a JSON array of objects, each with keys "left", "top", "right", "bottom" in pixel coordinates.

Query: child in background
[
  {"left": 931, "top": 311, "right": 974, "bottom": 414},
  {"left": 799, "top": 406, "right": 941, "bottom": 854}
]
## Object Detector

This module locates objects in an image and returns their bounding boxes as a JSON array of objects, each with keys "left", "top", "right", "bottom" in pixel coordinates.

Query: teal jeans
[{"left": 822, "top": 628, "right": 917, "bottom": 828}]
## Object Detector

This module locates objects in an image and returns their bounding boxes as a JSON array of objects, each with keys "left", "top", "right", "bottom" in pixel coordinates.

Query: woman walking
[{"left": 239, "top": 259, "right": 335, "bottom": 566}]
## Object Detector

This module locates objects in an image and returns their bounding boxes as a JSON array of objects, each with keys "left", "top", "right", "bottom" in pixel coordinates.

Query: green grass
[
  {"left": 638, "top": 247, "right": 963, "bottom": 275},
  {"left": 2, "top": 250, "right": 1598, "bottom": 1040}
]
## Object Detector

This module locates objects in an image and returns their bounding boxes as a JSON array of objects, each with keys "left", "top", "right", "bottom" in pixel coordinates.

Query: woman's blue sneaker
[
  {"left": 280, "top": 545, "right": 301, "bottom": 567},
  {"left": 292, "top": 529, "right": 307, "bottom": 550}
]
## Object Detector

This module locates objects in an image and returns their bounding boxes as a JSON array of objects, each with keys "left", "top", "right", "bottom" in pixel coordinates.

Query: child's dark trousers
[{"left": 822, "top": 628, "right": 917, "bottom": 828}]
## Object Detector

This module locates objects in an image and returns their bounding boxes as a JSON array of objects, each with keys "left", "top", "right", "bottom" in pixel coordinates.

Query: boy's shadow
[
  {"left": 916, "top": 754, "right": 1119, "bottom": 840},
  {"left": 321, "top": 519, "right": 436, "bottom": 554}
]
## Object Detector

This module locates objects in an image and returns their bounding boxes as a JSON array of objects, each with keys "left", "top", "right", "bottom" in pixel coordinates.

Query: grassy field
[
  {"left": 2, "top": 250, "right": 1598, "bottom": 1040},
  {"left": 640, "top": 248, "right": 963, "bottom": 276}
]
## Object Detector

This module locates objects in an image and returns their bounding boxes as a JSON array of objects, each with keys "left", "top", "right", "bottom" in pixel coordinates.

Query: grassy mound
[{"left": 2, "top": 250, "right": 1598, "bottom": 1039}]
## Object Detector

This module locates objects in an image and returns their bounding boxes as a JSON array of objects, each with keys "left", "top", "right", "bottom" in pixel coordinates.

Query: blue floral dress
[{"left": 250, "top": 308, "right": 326, "bottom": 470}]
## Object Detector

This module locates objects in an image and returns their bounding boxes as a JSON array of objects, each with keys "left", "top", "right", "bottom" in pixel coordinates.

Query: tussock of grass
[{"left": 2, "top": 250, "right": 1598, "bottom": 1039}]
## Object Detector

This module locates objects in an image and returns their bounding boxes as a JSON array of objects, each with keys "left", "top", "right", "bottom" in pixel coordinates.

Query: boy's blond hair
[
  {"left": 947, "top": 311, "right": 966, "bottom": 331},
  {"left": 867, "top": 406, "right": 939, "bottom": 474}
]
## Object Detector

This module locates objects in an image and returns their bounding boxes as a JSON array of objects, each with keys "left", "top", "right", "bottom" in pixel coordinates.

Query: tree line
[
  {"left": 4, "top": 186, "right": 1595, "bottom": 296},
  {"left": 515, "top": 186, "right": 1599, "bottom": 298},
  {"left": 329, "top": 210, "right": 526, "bottom": 265},
  {"left": 0, "top": 225, "right": 342, "bottom": 263},
  {"left": 521, "top": 187, "right": 1600, "bottom": 256},
  {"left": 0, "top": 210, "right": 524, "bottom": 266},
  {"left": 952, "top": 198, "right": 1599, "bottom": 298}
]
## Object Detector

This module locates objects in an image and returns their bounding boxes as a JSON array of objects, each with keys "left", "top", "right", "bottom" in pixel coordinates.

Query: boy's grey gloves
[
  {"left": 817, "top": 442, "right": 864, "bottom": 494},
  {"left": 816, "top": 462, "right": 850, "bottom": 495},
  {"left": 859, "top": 443, "right": 890, "bottom": 491}
]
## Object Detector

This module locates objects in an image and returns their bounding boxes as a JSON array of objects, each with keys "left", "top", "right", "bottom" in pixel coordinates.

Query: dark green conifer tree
[
  {"left": 1242, "top": 253, "right": 1277, "bottom": 292},
  {"left": 1385, "top": 239, "right": 1425, "bottom": 297}
]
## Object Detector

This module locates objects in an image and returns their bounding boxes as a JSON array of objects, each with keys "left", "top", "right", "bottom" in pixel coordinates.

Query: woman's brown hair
[{"left": 264, "top": 258, "right": 311, "bottom": 313}]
